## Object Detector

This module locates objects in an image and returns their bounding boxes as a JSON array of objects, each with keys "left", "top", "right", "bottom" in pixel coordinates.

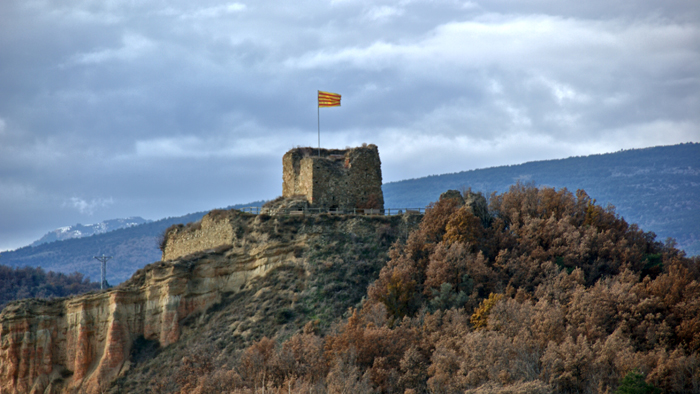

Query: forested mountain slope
[
  {"left": 0, "top": 265, "right": 100, "bottom": 309},
  {"left": 383, "top": 143, "right": 700, "bottom": 256}
]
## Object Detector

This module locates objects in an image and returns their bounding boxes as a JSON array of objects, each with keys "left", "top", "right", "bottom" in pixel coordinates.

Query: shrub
[
  {"left": 615, "top": 370, "right": 661, "bottom": 394},
  {"left": 470, "top": 293, "right": 504, "bottom": 329}
]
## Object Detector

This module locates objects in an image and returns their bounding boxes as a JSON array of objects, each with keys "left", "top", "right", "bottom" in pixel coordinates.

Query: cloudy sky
[{"left": 1, "top": 0, "right": 698, "bottom": 251}]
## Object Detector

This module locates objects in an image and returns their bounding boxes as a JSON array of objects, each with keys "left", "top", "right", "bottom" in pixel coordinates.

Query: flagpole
[{"left": 317, "top": 91, "right": 340, "bottom": 158}]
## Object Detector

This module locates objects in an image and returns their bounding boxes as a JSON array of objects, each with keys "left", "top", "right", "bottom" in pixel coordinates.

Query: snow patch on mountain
[{"left": 30, "top": 217, "right": 152, "bottom": 247}]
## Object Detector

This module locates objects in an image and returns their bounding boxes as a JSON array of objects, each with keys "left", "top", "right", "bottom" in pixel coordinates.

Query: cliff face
[
  {"left": 0, "top": 211, "right": 307, "bottom": 393},
  {"left": 0, "top": 210, "right": 416, "bottom": 394}
]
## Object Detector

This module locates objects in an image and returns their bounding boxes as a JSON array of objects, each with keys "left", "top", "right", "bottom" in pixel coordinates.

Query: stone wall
[
  {"left": 282, "top": 144, "right": 384, "bottom": 210},
  {"left": 162, "top": 211, "right": 238, "bottom": 261}
]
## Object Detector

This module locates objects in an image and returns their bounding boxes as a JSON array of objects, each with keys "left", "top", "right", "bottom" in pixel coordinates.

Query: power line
[{"left": 93, "top": 254, "right": 112, "bottom": 290}]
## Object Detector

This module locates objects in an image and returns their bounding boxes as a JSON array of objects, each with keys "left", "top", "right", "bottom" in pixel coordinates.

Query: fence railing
[{"left": 236, "top": 206, "right": 425, "bottom": 216}]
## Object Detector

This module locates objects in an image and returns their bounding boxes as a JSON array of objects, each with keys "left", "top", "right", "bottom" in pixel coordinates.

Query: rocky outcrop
[
  {"left": 439, "top": 190, "right": 465, "bottom": 204},
  {"left": 439, "top": 189, "right": 491, "bottom": 226},
  {"left": 0, "top": 210, "right": 409, "bottom": 394},
  {"left": 261, "top": 195, "right": 310, "bottom": 216}
]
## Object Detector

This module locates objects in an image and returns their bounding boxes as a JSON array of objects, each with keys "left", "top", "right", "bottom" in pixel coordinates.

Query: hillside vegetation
[
  {"left": 384, "top": 143, "right": 700, "bottom": 256},
  {"left": 0, "top": 265, "right": 99, "bottom": 309},
  {"left": 110, "top": 185, "right": 699, "bottom": 394},
  {"left": 110, "top": 212, "right": 420, "bottom": 393}
]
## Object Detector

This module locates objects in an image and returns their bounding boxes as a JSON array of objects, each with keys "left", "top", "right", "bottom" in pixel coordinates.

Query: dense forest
[
  {"left": 126, "top": 185, "right": 700, "bottom": 394},
  {"left": 0, "top": 265, "right": 100, "bottom": 309}
]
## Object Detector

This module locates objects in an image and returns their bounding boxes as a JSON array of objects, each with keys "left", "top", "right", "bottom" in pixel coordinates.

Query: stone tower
[{"left": 282, "top": 144, "right": 384, "bottom": 210}]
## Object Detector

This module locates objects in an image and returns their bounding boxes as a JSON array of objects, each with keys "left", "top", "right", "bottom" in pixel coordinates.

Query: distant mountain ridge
[
  {"left": 383, "top": 142, "right": 700, "bottom": 255},
  {"left": 30, "top": 217, "right": 151, "bottom": 247}
]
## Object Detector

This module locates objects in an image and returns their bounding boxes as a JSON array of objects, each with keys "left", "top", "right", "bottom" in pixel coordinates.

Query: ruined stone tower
[{"left": 282, "top": 144, "right": 384, "bottom": 210}]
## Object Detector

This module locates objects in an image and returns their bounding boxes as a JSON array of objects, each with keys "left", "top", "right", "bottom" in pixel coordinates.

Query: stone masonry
[
  {"left": 282, "top": 144, "right": 384, "bottom": 210},
  {"left": 162, "top": 211, "right": 239, "bottom": 261}
]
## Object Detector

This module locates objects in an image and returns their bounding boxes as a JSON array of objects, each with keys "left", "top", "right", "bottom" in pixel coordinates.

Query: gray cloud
[
  {"left": 0, "top": 0, "right": 698, "bottom": 251},
  {"left": 65, "top": 197, "right": 115, "bottom": 215}
]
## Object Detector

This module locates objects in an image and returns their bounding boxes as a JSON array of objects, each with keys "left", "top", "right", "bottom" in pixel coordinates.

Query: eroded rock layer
[{"left": 0, "top": 211, "right": 407, "bottom": 393}]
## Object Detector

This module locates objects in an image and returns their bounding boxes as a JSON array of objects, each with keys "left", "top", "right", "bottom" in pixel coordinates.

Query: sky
[{"left": 1, "top": 0, "right": 699, "bottom": 251}]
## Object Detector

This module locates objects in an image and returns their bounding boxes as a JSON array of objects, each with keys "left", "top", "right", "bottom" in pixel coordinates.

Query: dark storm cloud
[{"left": 1, "top": 0, "right": 698, "bottom": 250}]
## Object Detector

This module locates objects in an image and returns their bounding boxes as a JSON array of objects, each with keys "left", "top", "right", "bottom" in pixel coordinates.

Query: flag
[{"left": 318, "top": 91, "right": 341, "bottom": 107}]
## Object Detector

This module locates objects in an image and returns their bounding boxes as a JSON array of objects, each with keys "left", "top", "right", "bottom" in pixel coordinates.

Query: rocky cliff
[{"left": 0, "top": 209, "right": 417, "bottom": 394}]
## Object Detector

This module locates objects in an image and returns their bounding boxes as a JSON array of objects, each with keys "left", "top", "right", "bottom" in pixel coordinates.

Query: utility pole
[{"left": 93, "top": 254, "right": 112, "bottom": 290}]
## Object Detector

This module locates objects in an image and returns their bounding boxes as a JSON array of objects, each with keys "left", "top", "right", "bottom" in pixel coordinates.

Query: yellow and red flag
[{"left": 318, "top": 91, "right": 341, "bottom": 107}]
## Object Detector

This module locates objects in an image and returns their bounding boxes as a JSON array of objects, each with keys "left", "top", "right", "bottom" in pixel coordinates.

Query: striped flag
[{"left": 318, "top": 91, "right": 341, "bottom": 107}]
